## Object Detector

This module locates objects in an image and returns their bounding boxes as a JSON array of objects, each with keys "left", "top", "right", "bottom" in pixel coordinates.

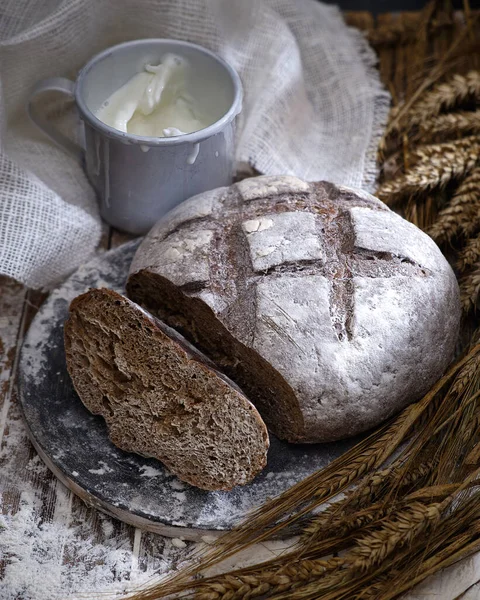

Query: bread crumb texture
[{"left": 64, "top": 288, "right": 269, "bottom": 491}]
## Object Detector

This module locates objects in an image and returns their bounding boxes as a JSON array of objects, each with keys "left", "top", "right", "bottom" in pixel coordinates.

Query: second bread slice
[{"left": 64, "top": 288, "right": 269, "bottom": 491}]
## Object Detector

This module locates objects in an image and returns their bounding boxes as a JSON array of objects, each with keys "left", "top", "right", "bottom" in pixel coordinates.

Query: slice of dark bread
[{"left": 64, "top": 288, "right": 269, "bottom": 491}]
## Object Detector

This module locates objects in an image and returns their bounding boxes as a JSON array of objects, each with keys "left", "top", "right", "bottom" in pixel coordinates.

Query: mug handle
[{"left": 27, "top": 77, "right": 84, "bottom": 163}]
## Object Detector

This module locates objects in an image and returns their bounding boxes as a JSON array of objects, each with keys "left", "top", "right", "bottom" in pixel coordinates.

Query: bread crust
[{"left": 127, "top": 176, "right": 461, "bottom": 442}]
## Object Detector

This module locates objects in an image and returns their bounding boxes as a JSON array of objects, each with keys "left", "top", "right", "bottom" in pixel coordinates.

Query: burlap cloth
[{"left": 0, "top": 0, "right": 390, "bottom": 290}]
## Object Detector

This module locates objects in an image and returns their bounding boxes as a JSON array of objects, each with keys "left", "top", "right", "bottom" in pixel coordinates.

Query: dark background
[{"left": 325, "top": 0, "right": 479, "bottom": 14}]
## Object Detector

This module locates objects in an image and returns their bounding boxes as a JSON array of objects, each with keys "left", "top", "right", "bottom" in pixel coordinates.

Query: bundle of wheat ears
[
  {"left": 377, "top": 69, "right": 480, "bottom": 315},
  {"left": 124, "top": 4, "right": 480, "bottom": 599}
]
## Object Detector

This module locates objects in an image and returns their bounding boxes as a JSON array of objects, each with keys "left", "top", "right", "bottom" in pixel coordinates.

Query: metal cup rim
[{"left": 75, "top": 38, "right": 243, "bottom": 146}]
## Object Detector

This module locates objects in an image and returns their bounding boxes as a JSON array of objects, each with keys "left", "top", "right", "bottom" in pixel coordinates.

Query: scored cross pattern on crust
[
  {"left": 128, "top": 176, "right": 458, "bottom": 442},
  {"left": 171, "top": 181, "right": 431, "bottom": 345}
]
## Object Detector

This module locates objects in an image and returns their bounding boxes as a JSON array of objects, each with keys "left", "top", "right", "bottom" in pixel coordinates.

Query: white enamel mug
[{"left": 28, "top": 39, "right": 243, "bottom": 234}]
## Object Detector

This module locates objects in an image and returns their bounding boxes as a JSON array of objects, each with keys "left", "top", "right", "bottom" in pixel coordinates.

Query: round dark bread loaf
[
  {"left": 127, "top": 175, "right": 461, "bottom": 443},
  {"left": 64, "top": 288, "right": 269, "bottom": 490}
]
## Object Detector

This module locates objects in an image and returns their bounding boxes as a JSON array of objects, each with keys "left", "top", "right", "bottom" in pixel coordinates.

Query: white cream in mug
[{"left": 95, "top": 54, "right": 210, "bottom": 137}]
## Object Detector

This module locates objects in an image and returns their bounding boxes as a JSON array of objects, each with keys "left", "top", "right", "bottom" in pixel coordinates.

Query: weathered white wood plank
[{"left": 0, "top": 276, "right": 27, "bottom": 449}]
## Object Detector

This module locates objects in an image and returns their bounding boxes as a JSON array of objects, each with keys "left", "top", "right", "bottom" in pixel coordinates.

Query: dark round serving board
[{"left": 19, "top": 240, "right": 357, "bottom": 539}]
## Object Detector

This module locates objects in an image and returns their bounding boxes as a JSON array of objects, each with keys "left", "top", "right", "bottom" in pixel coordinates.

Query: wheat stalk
[
  {"left": 376, "top": 136, "right": 480, "bottom": 205},
  {"left": 295, "top": 474, "right": 459, "bottom": 575},
  {"left": 428, "top": 167, "right": 480, "bottom": 243},
  {"left": 275, "top": 475, "right": 480, "bottom": 600},
  {"left": 244, "top": 486, "right": 478, "bottom": 600},
  {"left": 123, "top": 349, "right": 480, "bottom": 600},
  {"left": 374, "top": 351, "right": 480, "bottom": 501},
  {"left": 303, "top": 479, "right": 456, "bottom": 548},
  {"left": 354, "top": 528, "right": 480, "bottom": 600},
  {"left": 408, "top": 71, "right": 480, "bottom": 126},
  {"left": 303, "top": 502, "right": 391, "bottom": 545},
  {"left": 430, "top": 354, "right": 480, "bottom": 482},
  {"left": 404, "top": 193, "right": 439, "bottom": 230},
  {"left": 380, "top": 69, "right": 480, "bottom": 160},
  {"left": 411, "top": 135, "right": 479, "bottom": 158},
  {"left": 415, "top": 374, "right": 480, "bottom": 477},
  {"left": 383, "top": 19, "right": 480, "bottom": 140},
  {"left": 274, "top": 478, "right": 474, "bottom": 598}
]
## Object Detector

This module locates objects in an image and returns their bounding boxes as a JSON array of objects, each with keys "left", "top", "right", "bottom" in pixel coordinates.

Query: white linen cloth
[{"left": 0, "top": 0, "right": 390, "bottom": 290}]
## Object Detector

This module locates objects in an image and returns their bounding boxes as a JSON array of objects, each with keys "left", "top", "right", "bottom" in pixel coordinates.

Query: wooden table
[{"left": 2, "top": 8, "right": 480, "bottom": 599}]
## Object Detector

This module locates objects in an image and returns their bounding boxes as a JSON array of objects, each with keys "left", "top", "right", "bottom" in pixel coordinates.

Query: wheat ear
[
  {"left": 349, "top": 502, "right": 442, "bottom": 572},
  {"left": 384, "top": 19, "right": 480, "bottom": 139},
  {"left": 261, "top": 493, "right": 473, "bottom": 600},
  {"left": 458, "top": 232, "right": 480, "bottom": 272},
  {"left": 192, "top": 557, "right": 346, "bottom": 600},
  {"left": 302, "top": 458, "right": 436, "bottom": 542},
  {"left": 273, "top": 473, "right": 480, "bottom": 600},
  {"left": 362, "top": 507, "right": 480, "bottom": 600},
  {"left": 189, "top": 486, "right": 461, "bottom": 600},
  {"left": 376, "top": 136, "right": 480, "bottom": 205},
  {"left": 408, "top": 71, "right": 480, "bottom": 126},
  {"left": 460, "top": 267, "right": 480, "bottom": 312},
  {"left": 354, "top": 527, "right": 480, "bottom": 600},
  {"left": 417, "top": 110, "right": 480, "bottom": 142},
  {"left": 428, "top": 167, "right": 480, "bottom": 243}
]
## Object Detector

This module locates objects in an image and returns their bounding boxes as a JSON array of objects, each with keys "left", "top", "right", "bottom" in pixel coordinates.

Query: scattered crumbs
[
  {"left": 171, "top": 538, "right": 187, "bottom": 549},
  {"left": 72, "top": 471, "right": 79, "bottom": 477},
  {"left": 88, "top": 461, "right": 114, "bottom": 476},
  {"left": 25, "top": 455, "right": 48, "bottom": 476},
  {"left": 243, "top": 217, "right": 274, "bottom": 234},
  {"left": 169, "top": 479, "right": 186, "bottom": 490},
  {"left": 266, "top": 472, "right": 274, "bottom": 479},
  {"left": 139, "top": 465, "right": 163, "bottom": 478},
  {"left": 201, "top": 535, "right": 217, "bottom": 544},
  {"left": 101, "top": 518, "right": 114, "bottom": 538},
  {"left": 256, "top": 246, "right": 275, "bottom": 257}
]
